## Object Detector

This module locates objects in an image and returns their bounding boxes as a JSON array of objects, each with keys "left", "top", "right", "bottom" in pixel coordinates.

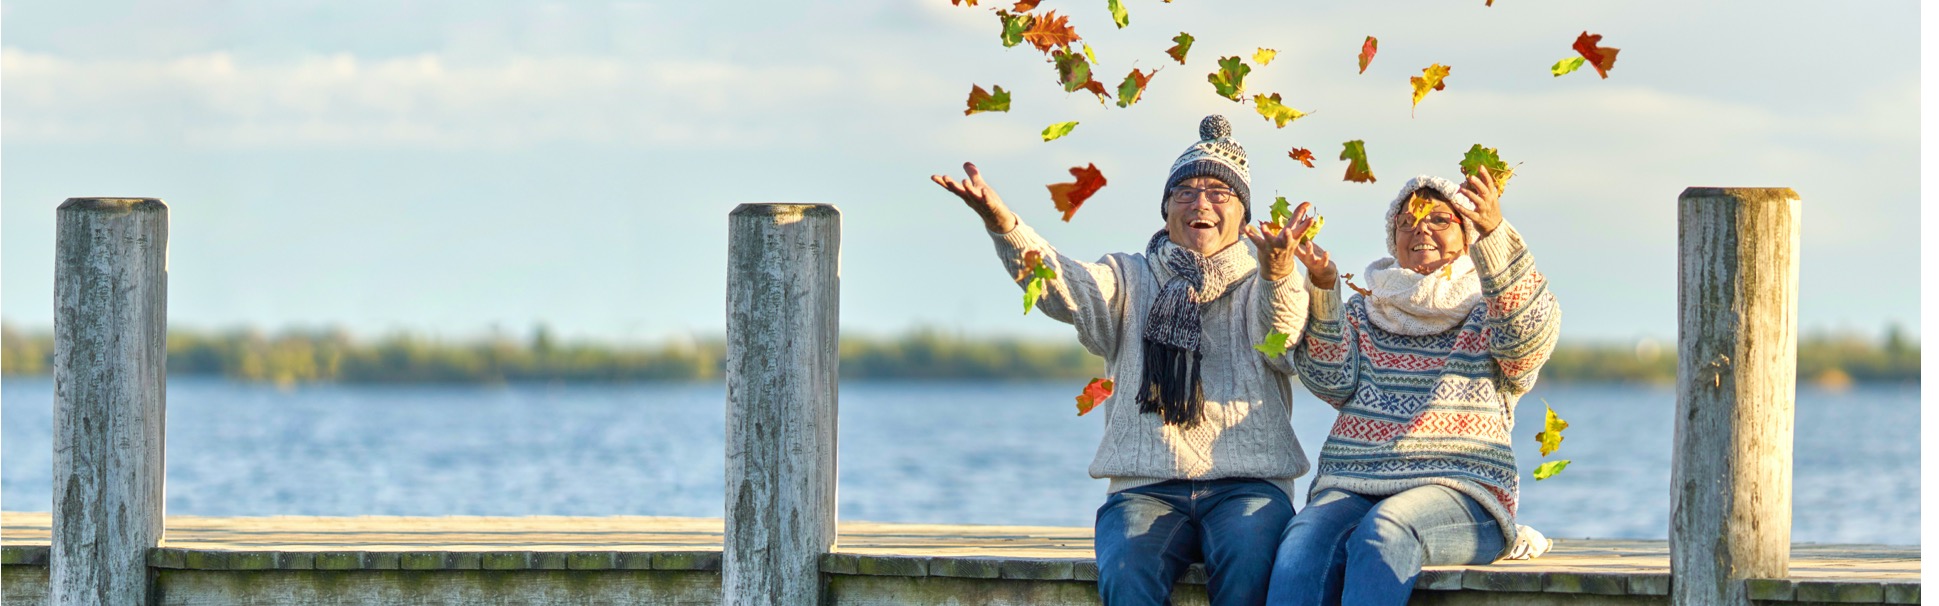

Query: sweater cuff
[
  {"left": 989, "top": 220, "right": 1046, "bottom": 254},
  {"left": 1469, "top": 220, "right": 1527, "bottom": 277},
  {"left": 1262, "top": 274, "right": 1306, "bottom": 320},
  {"left": 1310, "top": 280, "right": 1343, "bottom": 320}
]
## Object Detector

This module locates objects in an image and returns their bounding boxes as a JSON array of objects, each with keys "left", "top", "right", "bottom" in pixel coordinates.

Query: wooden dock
[{"left": 1, "top": 511, "right": 1917, "bottom": 605}]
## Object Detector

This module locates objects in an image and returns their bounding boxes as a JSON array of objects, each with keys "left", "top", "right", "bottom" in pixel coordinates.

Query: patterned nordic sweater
[
  {"left": 1293, "top": 221, "right": 1560, "bottom": 547},
  {"left": 989, "top": 222, "right": 1314, "bottom": 500}
]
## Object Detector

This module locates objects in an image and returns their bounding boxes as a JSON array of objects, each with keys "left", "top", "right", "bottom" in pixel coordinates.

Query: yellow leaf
[
  {"left": 1252, "top": 93, "right": 1308, "bottom": 128},
  {"left": 1253, "top": 48, "right": 1277, "bottom": 66},
  {"left": 1534, "top": 401, "right": 1569, "bottom": 457},
  {"left": 1409, "top": 63, "right": 1450, "bottom": 116}
]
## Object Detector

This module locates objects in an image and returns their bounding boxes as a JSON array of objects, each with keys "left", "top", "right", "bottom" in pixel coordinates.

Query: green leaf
[
  {"left": 1270, "top": 196, "right": 1293, "bottom": 228},
  {"left": 1115, "top": 68, "right": 1156, "bottom": 108},
  {"left": 1551, "top": 56, "right": 1586, "bottom": 77},
  {"left": 1041, "top": 121, "right": 1080, "bottom": 142},
  {"left": 1207, "top": 55, "right": 1250, "bottom": 101},
  {"left": 998, "top": 11, "right": 1033, "bottom": 48},
  {"left": 1053, "top": 49, "right": 1095, "bottom": 93},
  {"left": 964, "top": 84, "right": 1012, "bottom": 115},
  {"left": 1252, "top": 92, "right": 1308, "bottom": 128},
  {"left": 1166, "top": 32, "right": 1194, "bottom": 64},
  {"left": 1532, "top": 459, "right": 1572, "bottom": 480},
  {"left": 1459, "top": 144, "right": 1508, "bottom": 177},
  {"left": 1107, "top": 0, "right": 1129, "bottom": 28},
  {"left": 1024, "top": 275, "right": 1046, "bottom": 314},
  {"left": 1339, "top": 139, "right": 1376, "bottom": 183},
  {"left": 1253, "top": 330, "right": 1291, "bottom": 357}
]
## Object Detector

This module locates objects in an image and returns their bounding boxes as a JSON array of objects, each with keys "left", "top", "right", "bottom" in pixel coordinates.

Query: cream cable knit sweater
[{"left": 990, "top": 222, "right": 1314, "bottom": 499}]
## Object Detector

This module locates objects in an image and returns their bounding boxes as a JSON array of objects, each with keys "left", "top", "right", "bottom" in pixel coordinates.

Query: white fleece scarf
[{"left": 1362, "top": 255, "right": 1483, "bottom": 335}]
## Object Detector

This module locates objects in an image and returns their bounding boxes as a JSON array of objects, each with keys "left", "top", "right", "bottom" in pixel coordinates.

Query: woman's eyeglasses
[
  {"left": 1406, "top": 213, "right": 1464, "bottom": 232},
  {"left": 1167, "top": 187, "right": 1239, "bottom": 205}
]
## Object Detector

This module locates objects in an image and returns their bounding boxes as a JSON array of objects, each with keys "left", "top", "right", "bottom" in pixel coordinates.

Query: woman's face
[
  {"left": 1165, "top": 176, "right": 1246, "bottom": 256},
  {"left": 1394, "top": 197, "right": 1469, "bottom": 274}
]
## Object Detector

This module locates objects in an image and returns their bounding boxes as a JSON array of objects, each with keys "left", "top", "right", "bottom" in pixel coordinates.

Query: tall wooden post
[
  {"left": 725, "top": 204, "right": 840, "bottom": 606},
  {"left": 52, "top": 198, "right": 170, "bottom": 606},
  {"left": 1671, "top": 187, "right": 1800, "bottom": 606}
]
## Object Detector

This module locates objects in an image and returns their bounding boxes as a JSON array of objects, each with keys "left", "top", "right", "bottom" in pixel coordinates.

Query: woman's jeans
[
  {"left": 1094, "top": 478, "right": 1295, "bottom": 606},
  {"left": 1265, "top": 485, "right": 1505, "bottom": 606}
]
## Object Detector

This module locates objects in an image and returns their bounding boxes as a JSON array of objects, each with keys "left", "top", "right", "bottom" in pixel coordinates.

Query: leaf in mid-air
[
  {"left": 1269, "top": 196, "right": 1294, "bottom": 230},
  {"left": 1358, "top": 36, "right": 1378, "bottom": 74},
  {"left": 1551, "top": 56, "right": 1586, "bottom": 77},
  {"left": 965, "top": 84, "right": 1012, "bottom": 115},
  {"left": 1300, "top": 215, "right": 1324, "bottom": 245},
  {"left": 1340, "top": 140, "right": 1376, "bottom": 183},
  {"left": 1115, "top": 68, "right": 1157, "bottom": 108},
  {"left": 1084, "top": 43, "right": 1100, "bottom": 65},
  {"left": 1406, "top": 190, "right": 1437, "bottom": 227},
  {"left": 1021, "top": 10, "right": 1081, "bottom": 53},
  {"left": 1042, "top": 121, "right": 1079, "bottom": 142},
  {"left": 1047, "top": 163, "right": 1108, "bottom": 222},
  {"left": 1253, "top": 331, "right": 1291, "bottom": 358},
  {"left": 1166, "top": 32, "right": 1194, "bottom": 64},
  {"left": 1075, "top": 377, "right": 1114, "bottom": 415},
  {"left": 1051, "top": 49, "right": 1111, "bottom": 101},
  {"left": 1020, "top": 250, "right": 1059, "bottom": 314},
  {"left": 1572, "top": 31, "right": 1620, "bottom": 78},
  {"left": 1287, "top": 147, "right": 1316, "bottom": 168},
  {"left": 1253, "top": 93, "right": 1308, "bottom": 128},
  {"left": 1107, "top": 0, "right": 1129, "bottom": 28},
  {"left": 1532, "top": 460, "right": 1572, "bottom": 481},
  {"left": 1409, "top": 63, "right": 1451, "bottom": 116},
  {"left": 996, "top": 10, "right": 1034, "bottom": 48},
  {"left": 951, "top": 0, "right": 978, "bottom": 5},
  {"left": 1253, "top": 48, "right": 1277, "bottom": 66},
  {"left": 1208, "top": 56, "right": 1250, "bottom": 101},
  {"left": 1010, "top": 0, "right": 1042, "bottom": 11},
  {"left": 1535, "top": 401, "right": 1570, "bottom": 457},
  {"left": 1342, "top": 273, "right": 1372, "bottom": 297},
  {"left": 1458, "top": 144, "right": 1517, "bottom": 192}
]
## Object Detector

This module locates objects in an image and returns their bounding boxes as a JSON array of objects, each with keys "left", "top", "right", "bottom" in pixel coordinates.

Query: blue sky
[{"left": 0, "top": 0, "right": 1919, "bottom": 344}]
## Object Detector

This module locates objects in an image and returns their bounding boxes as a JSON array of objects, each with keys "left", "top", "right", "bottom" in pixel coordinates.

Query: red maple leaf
[
  {"left": 1572, "top": 31, "right": 1620, "bottom": 79},
  {"left": 1048, "top": 163, "right": 1108, "bottom": 221},
  {"left": 1075, "top": 378, "right": 1114, "bottom": 415}
]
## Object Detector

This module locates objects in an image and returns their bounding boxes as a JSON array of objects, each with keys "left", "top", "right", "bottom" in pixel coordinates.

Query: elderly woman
[
  {"left": 1264, "top": 170, "right": 1560, "bottom": 606},
  {"left": 931, "top": 116, "right": 1318, "bottom": 606}
]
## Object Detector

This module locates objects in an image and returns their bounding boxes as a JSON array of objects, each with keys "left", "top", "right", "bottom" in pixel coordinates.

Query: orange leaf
[
  {"left": 1021, "top": 10, "right": 1081, "bottom": 54},
  {"left": 1572, "top": 31, "right": 1620, "bottom": 79},
  {"left": 964, "top": 84, "right": 1011, "bottom": 115},
  {"left": 1343, "top": 273, "right": 1372, "bottom": 297},
  {"left": 1115, "top": 68, "right": 1157, "bottom": 108},
  {"left": 1340, "top": 140, "right": 1376, "bottom": 183},
  {"left": 1166, "top": 32, "right": 1194, "bottom": 65},
  {"left": 1047, "top": 163, "right": 1108, "bottom": 222},
  {"left": 1358, "top": 36, "right": 1377, "bottom": 74},
  {"left": 951, "top": 0, "right": 978, "bottom": 5},
  {"left": 1288, "top": 147, "right": 1316, "bottom": 168},
  {"left": 1076, "top": 378, "right": 1114, "bottom": 415},
  {"left": 1010, "top": 0, "right": 1041, "bottom": 10}
]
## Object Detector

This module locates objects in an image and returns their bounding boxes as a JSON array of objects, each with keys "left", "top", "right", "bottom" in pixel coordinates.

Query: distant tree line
[{"left": 0, "top": 322, "right": 1917, "bottom": 386}]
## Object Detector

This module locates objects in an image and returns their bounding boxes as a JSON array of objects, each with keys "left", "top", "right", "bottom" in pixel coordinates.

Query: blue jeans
[
  {"left": 1094, "top": 478, "right": 1296, "bottom": 606},
  {"left": 1265, "top": 485, "right": 1505, "bottom": 606}
]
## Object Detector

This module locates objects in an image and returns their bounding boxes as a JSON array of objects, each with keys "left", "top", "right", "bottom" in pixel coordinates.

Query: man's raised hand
[{"left": 931, "top": 162, "right": 1019, "bottom": 233}]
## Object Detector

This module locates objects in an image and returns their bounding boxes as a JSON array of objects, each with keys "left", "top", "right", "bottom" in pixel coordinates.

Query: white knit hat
[{"left": 1384, "top": 174, "right": 1480, "bottom": 257}]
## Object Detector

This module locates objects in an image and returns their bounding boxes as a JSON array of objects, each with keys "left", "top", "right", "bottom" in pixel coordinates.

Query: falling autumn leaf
[
  {"left": 1406, "top": 191, "right": 1436, "bottom": 227},
  {"left": 996, "top": 10, "right": 1033, "bottom": 47},
  {"left": 1551, "top": 56, "right": 1586, "bottom": 77},
  {"left": 1486, "top": 0, "right": 1495, "bottom": 5},
  {"left": 951, "top": 0, "right": 978, "bottom": 6},
  {"left": 1343, "top": 273, "right": 1372, "bottom": 297},
  {"left": 965, "top": 84, "right": 1012, "bottom": 115},
  {"left": 1254, "top": 48, "right": 1278, "bottom": 66},
  {"left": 1358, "top": 36, "right": 1378, "bottom": 74},
  {"left": 1535, "top": 401, "right": 1570, "bottom": 457},
  {"left": 1409, "top": 63, "right": 1450, "bottom": 116},
  {"left": 1458, "top": 144, "right": 1517, "bottom": 192},
  {"left": 1075, "top": 377, "right": 1113, "bottom": 415},
  {"left": 1084, "top": 43, "right": 1100, "bottom": 65},
  {"left": 1115, "top": 68, "right": 1157, "bottom": 108},
  {"left": 1108, "top": 0, "right": 1129, "bottom": 28},
  {"left": 1022, "top": 10, "right": 1081, "bottom": 54},
  {"left": 1254, "top": 330, "right": 1291, "bottom": 357},
  {"left": 1021, "top": 250, "right": 1059, "bottom": 314},
  {"left": 1533, "top": 460, "right": 1572, "bottom": 481},
  {"left": 1340, "top": 140, "right": 1376, "bottom": 183},
  {"left": 1572, "top": 31, "right": 1620, "bottom": 78},
  {"left": 1048, "top": 163, "right": 1108, "bottom": 222},
  {"left": 1287, "top": 147, "right": 1316, "bottom": 168},
  {"left": 1166, "top": 32, "right": 1194, "bottom": 65},
  {"left": 1052, "top": 49, "right": 1111, "bottom": 100},
  {"left": 1042, "top": 121, "right": 1080, "bottom": 142},
  {"left": 1300, "top": 215, "right": 1325, "bottom": 245},
  {"left": 1011, "top": 0, "right": 1041, "bottom": 10},
  {"left": 1269, "top": 196, "right": 1294, "bottom": 230},
  {"left": 1208, "top": 56, "right": 1250, "bottom": 101},
  {"left": 1253, "top": 93, "right": 1309, "bottom": 128}
]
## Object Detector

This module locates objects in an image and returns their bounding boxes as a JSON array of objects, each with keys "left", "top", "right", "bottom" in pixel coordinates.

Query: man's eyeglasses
[{"left": 1167, "top": 187, "right": 1240, "bottom": 205}]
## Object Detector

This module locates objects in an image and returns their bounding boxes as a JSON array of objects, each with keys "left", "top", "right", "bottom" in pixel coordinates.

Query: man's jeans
[
  {"left": 1094, "top": 478, "right": 1295, "bottom": 606},
  {"left": 1265, "top": 485, "right": 1505, "bottom": 606}
]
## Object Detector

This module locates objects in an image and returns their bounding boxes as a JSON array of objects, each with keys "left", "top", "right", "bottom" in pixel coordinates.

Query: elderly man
[{"left": 930, "top": 115, "right": 1319, "bottom": 606}]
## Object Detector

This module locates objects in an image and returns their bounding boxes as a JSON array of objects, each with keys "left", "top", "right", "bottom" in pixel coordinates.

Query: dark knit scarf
[{"left": 1138, "top": 231, "right": 1255, "bottom": 429}]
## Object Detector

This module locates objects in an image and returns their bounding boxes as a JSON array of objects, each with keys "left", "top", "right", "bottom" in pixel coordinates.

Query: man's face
[
  {"left": 1165, "top": 176, "right": 1246, "bottom": 256},
  {"left": 1394, "top": 197, "right": 1469, "bottom": 274}
]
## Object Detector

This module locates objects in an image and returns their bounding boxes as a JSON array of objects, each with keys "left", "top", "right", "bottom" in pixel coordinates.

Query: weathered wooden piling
[
  {"left": 52, "top": 198, "right": 170, "bottom": 606},
  {"left": 1670, "top": 187, "right": 1800, "bottom": 606},
  {"left": 724, "top": 204, "right": 841, "bottom": 606}
]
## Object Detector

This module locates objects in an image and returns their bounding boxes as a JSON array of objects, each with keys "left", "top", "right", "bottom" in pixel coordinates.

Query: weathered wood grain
[
  {"left": 1671, "top": 187, "right": 1802, "bottom": 606},
  {"left": 725, "top": 203, "right": 842, "bottom": 606},
  {"left": 52, "top": 197, "right": 170, "bottom": 606}
]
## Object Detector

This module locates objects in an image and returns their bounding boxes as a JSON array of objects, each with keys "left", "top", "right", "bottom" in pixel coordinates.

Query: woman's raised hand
[
  {"left": 1453, "top": 167, "right": 1504, "bottom": 237},
  {"left": 931, "top": 162, "right": 1018, "bottom": 233}
]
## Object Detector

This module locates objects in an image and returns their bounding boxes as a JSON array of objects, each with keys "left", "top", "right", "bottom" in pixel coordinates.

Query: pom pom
[{"left": 1198, "top": 115, "right": 1231, "bottom": 141}]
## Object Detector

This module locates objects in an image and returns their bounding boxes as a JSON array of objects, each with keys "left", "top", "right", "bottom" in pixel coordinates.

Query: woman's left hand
[{"left": 1454, "top": 168, "right": 1505, "bottom": 237}]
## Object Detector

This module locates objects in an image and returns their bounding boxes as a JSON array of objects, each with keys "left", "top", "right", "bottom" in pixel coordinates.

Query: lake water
[{"left": 0, "top": 378, "right": 1919, "bottom": 545}]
